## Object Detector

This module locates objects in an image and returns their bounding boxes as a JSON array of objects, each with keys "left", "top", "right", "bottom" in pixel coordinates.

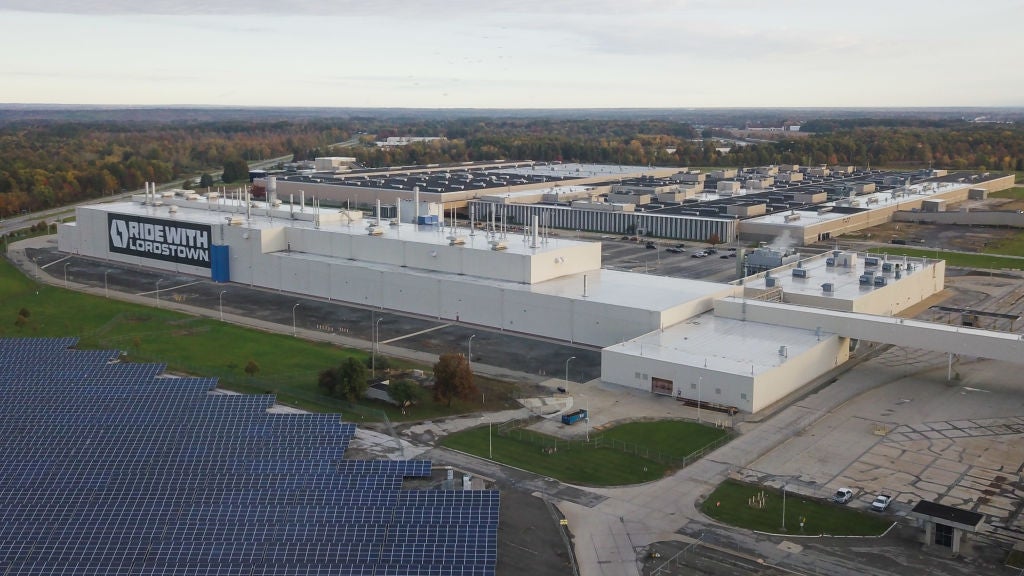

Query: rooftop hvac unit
[
  {"left": 825, "top": 257, "right": 835, "bottom": 267},
  {"left": 864, "top": 257, "right": 879, "bottom": 267},
  {"left": 821, "top": 282, "right": 834, "bottom": 293},
  {"left": 765, "top": 277, "right": 777, "bottom": 288},
  {"left": 783, "top": 213, "right": 801, "bottom": 222},
  {"left": 859, "top": 273, "right": 874, "bottom": 285},
  {"left": 792, "top": 268, "right": 808, "bottom": 278},
  {"left": 881, "top": 262, "right": 894, "bottom": 273},
  {"left": 873, "top": 276, "right": 888, "bottom": 286}
]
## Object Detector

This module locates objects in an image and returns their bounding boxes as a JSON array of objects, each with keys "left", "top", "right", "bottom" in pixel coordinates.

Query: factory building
[{"left": 58, "top": 177, "right": 1024, "bottom": 414}]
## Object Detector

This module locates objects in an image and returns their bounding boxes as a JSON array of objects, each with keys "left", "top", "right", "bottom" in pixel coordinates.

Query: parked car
[
  {"left": 871, "top": 494, "right": 892, "bottom": 512},
  {"left": 719, "top": 254, "right": 730, "bottom": 259},
  {"left": 691, "top": 252, "right": 706, "bottom": 258},
  {"left": 706, "top": 248, "right": 718, "bottom": 254},
  {"left": 831, "top": 488, "right": 854, "bottom": 504},
  {"left": 667, "top": 247, "right": 684, "bottom": 254},
  {"left": 645, "top": 242, "right": 657, "bottom": 249},
  {"left": 674, "top": 243, "right": 686, "bottom": 249}
]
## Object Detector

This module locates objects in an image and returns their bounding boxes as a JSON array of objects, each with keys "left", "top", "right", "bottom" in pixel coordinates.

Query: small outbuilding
[{"left": 908, "top": 500, "right": 984, "bottom": 555}]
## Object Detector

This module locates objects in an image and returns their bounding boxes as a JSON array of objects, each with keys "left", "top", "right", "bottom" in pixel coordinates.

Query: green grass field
[
  {"left": 989, "top": 186, "right": 1024, "bottom": 200},
  {"left": 701, "top": 480, "right": 891, "bottom": 536},
  {"left": 871, "top": 246, "right": 1024, "bottom": 270},
  {"left": 441, "top": 420, "right": 728, "bottom": 486},
  {"left": 0, "top": 256, "right": 514, "bottom": 419},
  {"left": 598, "top": 420, "right": 729, "bottom": 460},
  {"left": 441, "top": 424, "right": 667, "bottom": 485}
]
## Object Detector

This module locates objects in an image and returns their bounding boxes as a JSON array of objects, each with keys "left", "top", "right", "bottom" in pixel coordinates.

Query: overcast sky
[{"left": 1, "top": 0, "right": 1021, "bottom": 108}]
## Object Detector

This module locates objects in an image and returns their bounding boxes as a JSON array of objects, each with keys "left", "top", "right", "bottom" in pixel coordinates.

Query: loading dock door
[{"left": 651, "top": 377, "right": 673, "bottom": 396}]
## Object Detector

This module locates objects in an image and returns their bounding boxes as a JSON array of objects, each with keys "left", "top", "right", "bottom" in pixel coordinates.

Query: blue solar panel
[{"left": 0, "top": 338, "right": 499, "bottom": 575}]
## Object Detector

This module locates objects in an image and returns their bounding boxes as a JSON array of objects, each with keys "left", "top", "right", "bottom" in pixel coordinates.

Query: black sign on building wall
[{"left": 108, "top": 213, "right": 212, "bottom": 268}]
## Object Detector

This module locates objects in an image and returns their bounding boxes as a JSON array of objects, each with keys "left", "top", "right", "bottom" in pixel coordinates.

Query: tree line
[{"left": 3, "top": 116, "right": 1022, "bottom": 218}]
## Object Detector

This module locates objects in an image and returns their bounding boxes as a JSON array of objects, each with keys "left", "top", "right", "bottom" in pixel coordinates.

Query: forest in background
[{"left": 1, "top": 112, "right": 1022, "bottom": 217}]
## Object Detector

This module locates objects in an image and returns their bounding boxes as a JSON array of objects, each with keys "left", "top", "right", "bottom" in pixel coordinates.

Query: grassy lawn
[
  {"left": 702, "top": 480, "right": 891, "bottom": 536},
  {"left": 441, "top": 420, "right": 730, "bottom": 486},
  {"left": 441, "top": 424, "right": 667, "bottom": 486},
  {"left": 870, "top": 246, "right": 1024, "bottom": 269},
  {"left": 989, "top": 186, "right": 1024, "bottom": 200},
  {"left": 984, "top": 232, "right": 1024, "bottom": 258},
  {"left": 0, "top": 256, "right": 516, "bottom": 420},
  {"left": 598, "top": 420, "right": 729, "bottom": 460}
]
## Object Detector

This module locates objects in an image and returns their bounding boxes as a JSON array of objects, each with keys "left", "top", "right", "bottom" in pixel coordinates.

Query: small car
[{"left": 831, "top": 488, "right": 854, "bottom": 504}]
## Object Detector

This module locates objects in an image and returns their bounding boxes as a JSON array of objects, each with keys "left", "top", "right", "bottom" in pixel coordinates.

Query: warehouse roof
[
  {"left": 608, "top": 312, "right": 833, "bottom": 376},
  {"left": 742, "top": 250, "right": 937, "bottom": 302}
]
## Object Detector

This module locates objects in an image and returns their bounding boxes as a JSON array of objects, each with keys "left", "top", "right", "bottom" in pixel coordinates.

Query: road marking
[
  {"left": 380, "top": 323, "right": 453, "bottom": 344},
  {"left": 136, "top": 280, "right": 202, "bottom": 296},
  {"left": 40, "top": 255, "right": 71, "bottom": 269}
]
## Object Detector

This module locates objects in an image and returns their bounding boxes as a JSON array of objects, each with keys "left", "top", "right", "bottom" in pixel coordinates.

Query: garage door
[{"left": 651, "top": 377, "right": 673, "bottom": 396}]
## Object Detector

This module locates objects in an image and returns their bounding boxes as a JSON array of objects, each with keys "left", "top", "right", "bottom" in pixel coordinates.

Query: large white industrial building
[{"left": 59, "top": 179, "right": 1023, "bottom": 413}]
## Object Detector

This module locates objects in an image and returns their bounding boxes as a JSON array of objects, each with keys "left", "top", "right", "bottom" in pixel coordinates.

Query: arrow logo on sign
[{"left": 110, "top": 218, "right": 129, "bottom": 248}]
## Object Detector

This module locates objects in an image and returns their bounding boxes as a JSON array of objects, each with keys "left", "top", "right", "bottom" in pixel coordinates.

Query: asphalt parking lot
[
  {"left": 595, "top": 236, "right": 741, "bottom": 282},
  {"left": 25, "top": 244, "right": 602, "bottom": 384}
]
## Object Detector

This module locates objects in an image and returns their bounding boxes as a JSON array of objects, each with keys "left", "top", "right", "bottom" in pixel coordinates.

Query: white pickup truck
[
  {"left": 831, "top": 488, "right": 853, "bottom": 504},
  {"left": 871, "top": 494, "right": 892, "bottom": 512}
]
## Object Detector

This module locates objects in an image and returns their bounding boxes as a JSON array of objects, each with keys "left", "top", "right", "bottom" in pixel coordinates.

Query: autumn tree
[
  {"left": 317, "top": 366, "right": 339, "bottom": 396},
  {"left": 338, "top": 357, "right": 369, "bottom": 401},
  {"left": 244, "top": 359, "right": 261, "bottom": 377},
  {"left": 221, "top": 157, "right": 250, "bottom": 183},
  {"left": 432, "top": 353, "right": 477, "bottom": 407},
  {"left": 318, "top": 357, "right": 369, "bottom": 401},
  {"left": 388, "top": 378, "right": 426, "bottom": 409}
]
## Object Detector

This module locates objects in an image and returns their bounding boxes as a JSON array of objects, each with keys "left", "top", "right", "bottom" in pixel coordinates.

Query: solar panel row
[{"left": 0, "top": 338, "right": 499, "bottom": 575}]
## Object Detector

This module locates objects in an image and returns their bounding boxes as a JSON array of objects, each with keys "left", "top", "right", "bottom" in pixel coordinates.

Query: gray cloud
[{"left": 0, "top": 0, "right": 673, "bottom": 16}]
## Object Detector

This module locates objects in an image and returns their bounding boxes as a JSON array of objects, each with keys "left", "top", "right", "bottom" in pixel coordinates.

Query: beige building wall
[
  {"left": 893, "top": 210, "right": 1024, "bottom": 228},
  {"left": 750, "top": 336, "right": 850, "bottom": 412}
]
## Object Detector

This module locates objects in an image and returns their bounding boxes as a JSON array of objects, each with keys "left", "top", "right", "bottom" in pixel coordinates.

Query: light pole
[
  {"left": 219, "top": 290, "right": 227, "bottom": 321},
  {"left": 373, "top": 316, "right": 384, "bottom": 377},
  {"left": 782, "top": 483, "right": 787, "bottom": 531},
  {"left": 585, "top": 395, "right": 591, "bottom": 442},
  {"left": 155, "top": 279, "right": 163, "bottom": 308},
  {"left": 104, "top": 270, "right": 110, "bottom": 299},
  {"left": 467, "top": 334, "right": 476, "bottom": 372},
  {"left": 489, "top": 417, "right": 493, "bottom": 459},
  {"left": 697, "top": 375, "right": 703, "bottom": 424},
  {"left": 292, "top": 303, "right": 300, "bottom": 336},
  {"left": 63, "top": 262, "right": 70, "bottom": 289},
  {"left": 565, "top": 356, "right": 576, "bottom": 392}
]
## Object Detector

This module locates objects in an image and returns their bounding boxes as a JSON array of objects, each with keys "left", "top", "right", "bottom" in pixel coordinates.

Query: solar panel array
[{"left": 0, "top": 338, "right": 499, "bottom": 576}]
